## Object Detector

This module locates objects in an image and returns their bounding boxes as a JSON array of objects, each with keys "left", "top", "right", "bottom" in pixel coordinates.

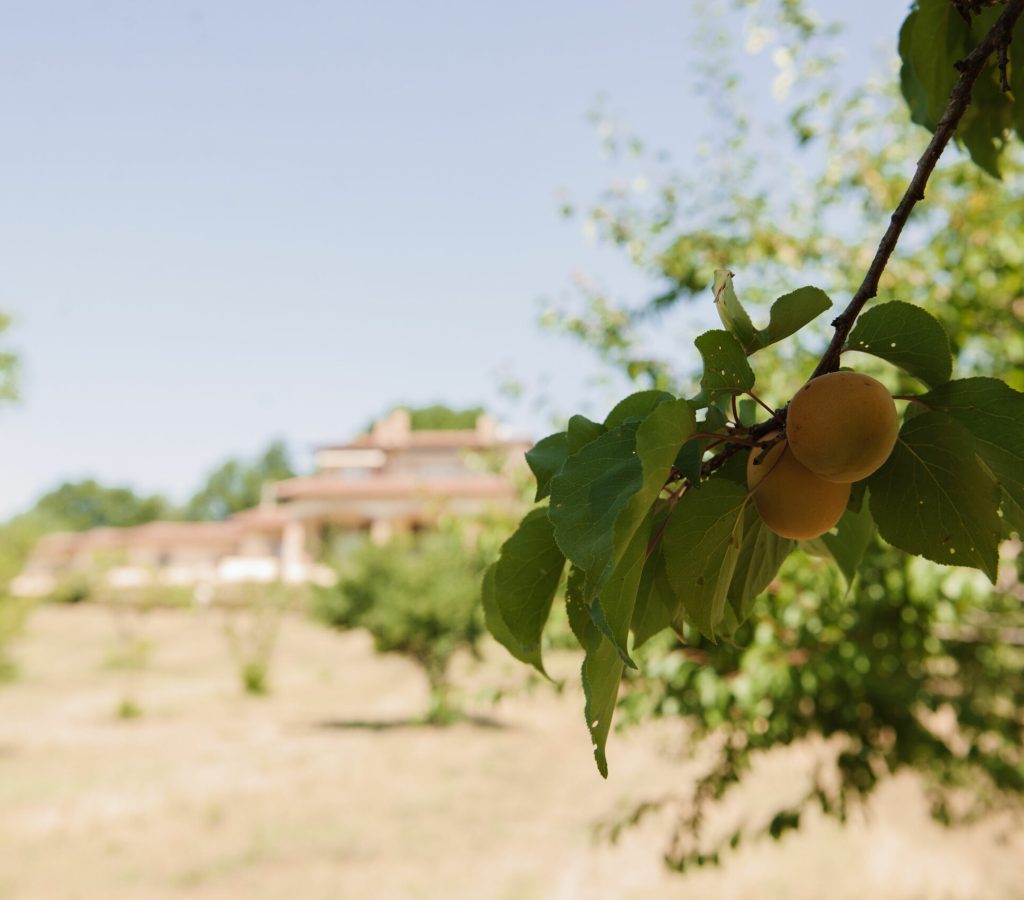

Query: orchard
[{"left": 484, "top": 0, "right": 1024, "bottom": 868}]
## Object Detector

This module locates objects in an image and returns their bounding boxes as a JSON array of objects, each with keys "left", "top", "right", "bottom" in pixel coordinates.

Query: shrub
[{"left": 318, "top": 528, "right": 488, "bottom": 723}]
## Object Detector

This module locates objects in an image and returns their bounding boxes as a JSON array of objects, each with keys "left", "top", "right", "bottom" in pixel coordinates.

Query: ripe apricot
[
  {"left": 747, "top": 436, "right": 851, "bottom": 540},
  {"left": 786, "top": 371, "right": 898, "bottom": 483}
]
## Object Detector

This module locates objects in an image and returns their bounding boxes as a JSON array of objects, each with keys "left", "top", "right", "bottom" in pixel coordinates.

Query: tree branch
[
  {"left": 691, "top": 0, "right": 1024, "bottom": 483},
  {"left": 810, "top": 0, "right": 1024, "bottom": 379}
]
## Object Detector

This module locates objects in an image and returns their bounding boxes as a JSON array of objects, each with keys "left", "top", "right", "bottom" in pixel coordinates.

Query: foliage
[
  {"left": 609, "top": 541, "right": 1024, "bottom": 870},
  {"left": 185, "top": 440, "right": 295, "bottom": 521},
  {"left": 48, "top": 572, "right": 93, "bottom": 605},
  {"left": 0, "top": 594, "right": 32, "bottom": 681},
  {"left": 0, "top": 510, "right": 65, "bottom": 590},
  {"left": 0, "top": 312, "right": 17, "bottom": 403},
  {"left": 483, "top": 0, "right": 1024, "bottom": 866},
  {"left": 408, "top": 404, "right": 485, "bottom": 431},
  {"left": 368, "top": 404, "right": 485, "bottom": 432},
  {"left": 319, "top": 527, "right": 488, "bottom": 723},
  {"left": 220, "top": 581, "right": 300, "bottom": 696},
  {"left": 899, "top": 0, "right": 1024, "bottom": 178},
  {"left": 32, "top": 479, "right": 172, "bottom": 532}
]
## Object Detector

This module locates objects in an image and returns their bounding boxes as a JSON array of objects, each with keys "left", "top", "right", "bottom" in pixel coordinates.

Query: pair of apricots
[{"left": 746, "top": 371, "right": 899, "bottom": 540}]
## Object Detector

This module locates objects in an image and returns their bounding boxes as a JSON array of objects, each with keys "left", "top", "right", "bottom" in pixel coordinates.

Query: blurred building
[{"left": 12, "top": 410, "right": 529, "bottom": 598}]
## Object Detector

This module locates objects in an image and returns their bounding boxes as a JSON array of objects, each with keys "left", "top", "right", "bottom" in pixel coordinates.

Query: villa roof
[
  {"left": 320, "top": 431, "right": 531, "bottom": 452},
  {"left": 272, "top": 473, "right": 518, "bottom": 501}
]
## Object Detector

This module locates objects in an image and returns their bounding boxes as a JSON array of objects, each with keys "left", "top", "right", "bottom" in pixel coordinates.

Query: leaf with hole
[
  {"left": 696, "top": 330, "right": 755, "bottom": 400},
  {"left": 919, "top": 377, "right": 1024, "bottom": 536},
  {"left": 549, "top": 423, "right": 643, "bottom": 577},
  {"left": 867, "top": 411, "right": 1001, "bottom": 581},
  {"left": 846, "top": 301, "right": 952, "bottom": 387}
]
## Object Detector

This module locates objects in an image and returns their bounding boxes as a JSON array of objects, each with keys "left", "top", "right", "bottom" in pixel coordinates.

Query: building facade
[{"left": 12, "top": 410, "right": 529, "bottom": 598}]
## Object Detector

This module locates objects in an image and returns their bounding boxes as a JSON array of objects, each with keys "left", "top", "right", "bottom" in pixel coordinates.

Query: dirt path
[{"left": 0, "top": 605, "right": 1020, "bottom": 899}]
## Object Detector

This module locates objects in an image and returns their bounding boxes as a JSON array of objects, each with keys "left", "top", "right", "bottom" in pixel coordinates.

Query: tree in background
[
  {"left": 0, "top": 480, "right": 172, "bottom": 594},
  {"left": 367, "top": 404, "right": 485, "bottom": 432},
  {"left": 185, "top": 440, "right": 295, "bottom": 521},
  {"left": 316, "top": 525, "right": 489, "bottom": 724},
  {"left": 485, "top": 0, "right": 1024, "bottom": 871},
  {"left": 407, "top": 404, "right": 484, "bottom": 430},
  {"left": 0, "top": 312, "right": 17, "bottom": 403},
  {"left": 32, "top": 479, "right": 172, "bottom": 531}
]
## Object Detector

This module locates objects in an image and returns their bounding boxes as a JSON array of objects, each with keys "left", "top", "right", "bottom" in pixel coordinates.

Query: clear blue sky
[{"left": 0, "top": 0, "right": 906, "bottom": 517}]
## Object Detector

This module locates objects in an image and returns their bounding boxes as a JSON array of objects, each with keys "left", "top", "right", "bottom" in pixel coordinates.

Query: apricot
[
  {"left": 747, "top": 436, "right": 851, "bottom": 540},
  {"left": 786, "top": 371, "right": 898, "bottom": 483}
]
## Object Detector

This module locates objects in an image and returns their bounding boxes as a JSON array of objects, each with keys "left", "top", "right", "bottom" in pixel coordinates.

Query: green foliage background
[{"left": 316, "top": 526, "right": 490, "bottom": 722}]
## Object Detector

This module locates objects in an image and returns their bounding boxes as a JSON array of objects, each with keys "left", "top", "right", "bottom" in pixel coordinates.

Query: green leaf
[
  {"left": 696, "top": 330, "right": 755, "bottom": 400},
  {"left": 565, "top": 565, "right": 591, "bottom": 647},
  {"left": 810, "top": 500, "right": 876, "bottom": 588},
  {"left": 631, "top": 541, "right": 675, "bottom": 648},
  {"left": 899, "top": 1, "right": 1012, "bottom": 176},
  {"left": 525, "top": 432, "right": 569, "bottom": 502},
  {"left": 581, "top": 624, "right": 624, "bottom": 779},
  {"left": 567, "top": 415, "right": 606, "bottom": 455},
  {"left": 846, "top": 301, "right": 952, "bottom": 387},
  {"left": 959, "top": 6, "right": 1013, "bottom": 177},
  {"left": 847, "top": 478, "right": 868, "bottom": 513},
  {"left": 611, "top": 398, "right": 697, "bottom": 566},
  {"left": 482, "top": 565, "right": 544, "bottom": 671},
  {"left": 867, "top": 412, "right": 1001, "bottom": 581},
  {"left": 593, "top": 399, "right": 696, "bottom": 663},
  {"left": 675, "top": 406, "right": 727, "bottom": 484},
  {"left": 958, "top": 66, "right": 1011, "bottom": 178},
  {"left": 712, "top": 269, "right": 759, "bottom": 353},
  {"left": 1010, "top": 20, "right": 1024, "bottom": 139},
  {"left": 604, "top": 390, "right": 675, "bottom": 428},
  {"left": 589, "top": 516, "right": 651, "bottom": 668},
  {"left": 727, "top": 504, "right": 794, "bottom": 624},
  {"left": 663, "top": 479, "right": 749, "bottom": 639},
  {"left": 908, "top": 0, "right": 968, "bottom": 129},
  {"left": 919, "top": 377, "right": 1024, "bottom": 536},
  {"left": 549, "top": 423, "right": 643, "bottom": 576},
  {"left": 899, "top": 10, "right": 929, "bottom": 127},
  {"left": 491, "top": 508, "right": 567, "bottom": 672},
  {"left": 756, "top": 287, "right": 832, "bottom": 350}
]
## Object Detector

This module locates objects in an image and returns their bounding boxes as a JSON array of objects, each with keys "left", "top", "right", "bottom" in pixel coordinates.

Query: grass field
[{"left": 0, "top": 604, "right": 1021, "bottom": 899}]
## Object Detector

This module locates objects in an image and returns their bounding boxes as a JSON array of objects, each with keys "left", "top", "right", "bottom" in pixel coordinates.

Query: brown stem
[
  {"left": 809, "top": 0, "right": 1024, "bottom": 380},
  {"left": 695, "top": 0, "right": 1023, "bottom": 480}
]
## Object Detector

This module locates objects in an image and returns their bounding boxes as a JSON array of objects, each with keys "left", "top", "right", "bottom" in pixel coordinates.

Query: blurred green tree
[
  {"left": 0, "top": 313, "right": 17, "bottom": 403},
  {"left": 185, "top": 440, "right": 295, "bottom": 521},
  {"left": 32, "top": 479, "right": 172, "bottom": 531},
  {"left": 316, "top": 526, "right": 488, "bottom": 724}
]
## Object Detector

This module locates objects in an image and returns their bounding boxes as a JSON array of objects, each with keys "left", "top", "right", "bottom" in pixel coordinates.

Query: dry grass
[{"left": 0, "top": 604, "right": 1021, "bottom": 900}]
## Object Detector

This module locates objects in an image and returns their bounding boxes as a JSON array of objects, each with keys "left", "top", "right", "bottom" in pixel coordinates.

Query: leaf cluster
[
  {"left": 486, "top": 272, "right": 1024, "bottom": 777},
  {"left": 612, "top": 540, "right": 1024, "bottom": 871},
  {"left": 318, "top": 527, "right": 489, "bottom": 690},
  {"left": 899, "top": 0, "right": 1024, "bottom": 177}
]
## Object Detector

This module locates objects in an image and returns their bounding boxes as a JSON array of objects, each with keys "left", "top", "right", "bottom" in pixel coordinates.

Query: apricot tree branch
[{"left": 810, "top": 0, "right": 1024, "bottom": 379}]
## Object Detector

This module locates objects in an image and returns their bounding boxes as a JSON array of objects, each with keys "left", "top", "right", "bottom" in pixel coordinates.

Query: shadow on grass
[{"left": 312, "top": 714, "right": 508, "bottom": 732}]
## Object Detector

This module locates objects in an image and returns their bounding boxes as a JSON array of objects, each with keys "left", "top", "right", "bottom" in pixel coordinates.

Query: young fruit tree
[
  {"left": 483, "top": 0, "right": 1024, "bottom": 868},
  {"left": 318, "top": 526, "right": 490, "bottom": 724}
]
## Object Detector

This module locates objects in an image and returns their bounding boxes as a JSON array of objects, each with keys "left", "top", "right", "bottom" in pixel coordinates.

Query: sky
[{"left": 0, "top": 0, "right": 907, "bottom": 518}]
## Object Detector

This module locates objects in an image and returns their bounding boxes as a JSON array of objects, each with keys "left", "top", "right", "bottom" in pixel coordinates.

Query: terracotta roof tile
[{"left": 273, "top": 474, "right": 518, "bottom": 501}]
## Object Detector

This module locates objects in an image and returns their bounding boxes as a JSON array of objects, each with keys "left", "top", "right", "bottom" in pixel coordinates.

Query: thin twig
[
  {"left": 809, "top": 0, "right": 1024, "bottom": 380},
  {"left": 665, "top": 2, "right": 1024, "bottom": 492}
]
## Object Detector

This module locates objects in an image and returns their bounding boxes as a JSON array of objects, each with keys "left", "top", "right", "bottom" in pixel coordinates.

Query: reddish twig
[{"left": 809, "top": 0, "right": 1024, "bottom": 380}]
